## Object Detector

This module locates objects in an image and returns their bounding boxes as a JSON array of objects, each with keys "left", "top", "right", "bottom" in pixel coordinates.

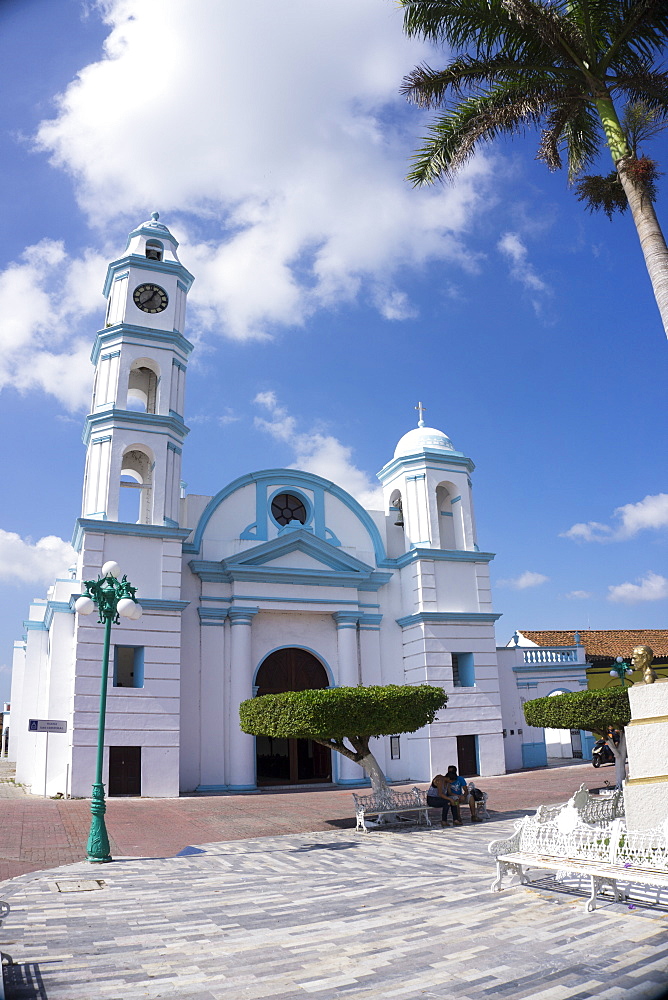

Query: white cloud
[
  {"left": 565, "top": 590, "right": 592, "bottom": 600},
  {"left": 497, "top": 232, "right": 550, "bottom": 311},
  {"left": 607, "top": 571, "right": 668, "bottom": 604},
  {"left": 497, "top": 571, "right": 549, "bottom": 590},
  {"left": 0, "top": 530, "right": 77, "bottom": 585},
  {"left": 32, "top": 0, "right": 492, "bottom": 343},
  {"left": 253, "top": 392, "right": 383, "bottom": 509},
  {"left": 0, "top": 240, "right": 105, "bottom": 410},
  {"left": 561, "top": 493, "right": 668, "bottom": 543}
]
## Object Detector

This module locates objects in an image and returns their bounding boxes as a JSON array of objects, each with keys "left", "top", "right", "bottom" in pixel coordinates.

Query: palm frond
[
  {"left": 622, "top": 100, "right": 668, "bottom": 154},
  {"left": 406, "top": 86, "right": 547, "bottom": 184},
  {"left": 401, "top": 54, "right": 580, "bottom": 106},
  {"left": 562, "top": 102, "right": 605, "bottom": 178}
]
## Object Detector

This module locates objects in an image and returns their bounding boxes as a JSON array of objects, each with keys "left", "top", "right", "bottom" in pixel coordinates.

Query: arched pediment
[{"left": 184, "top": 468, "right": 388, "bottom": 565}]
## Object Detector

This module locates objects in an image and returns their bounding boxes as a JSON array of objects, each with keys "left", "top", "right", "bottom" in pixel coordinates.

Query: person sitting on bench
[
  {"left": 445, "top": 765, "right": 481, "bottom": 823},
  {"left": 426, "top": 772, "right": 461, "bottom": 826}
]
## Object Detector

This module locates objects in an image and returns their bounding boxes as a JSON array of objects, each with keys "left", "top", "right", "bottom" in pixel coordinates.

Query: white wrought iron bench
[
  {"left": 353, "top": 786, "right": 431, "bottom": 832},
  {"left": 489, "top": 813, "right": 668, "bottom": 912},
  {"left": 533, "top": 783, "right": 624, "bottom": 825}
]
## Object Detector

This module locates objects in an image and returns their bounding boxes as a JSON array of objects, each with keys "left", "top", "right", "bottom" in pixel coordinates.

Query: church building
[{"left": 9, "top": 215, "right": 506, "bottom": 797}]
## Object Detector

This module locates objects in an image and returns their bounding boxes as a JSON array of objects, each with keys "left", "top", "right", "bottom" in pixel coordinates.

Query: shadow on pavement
[{"left": 4, "top": 960, "right": 49, "bottom": 999}]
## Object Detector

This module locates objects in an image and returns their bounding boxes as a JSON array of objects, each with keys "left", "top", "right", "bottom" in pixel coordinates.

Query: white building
[
  {"left": 10, "top": 215, "right": 507, "bottom": 798},
  {"left": 496, "top": 633, "right": 593, "bottom": 769}
]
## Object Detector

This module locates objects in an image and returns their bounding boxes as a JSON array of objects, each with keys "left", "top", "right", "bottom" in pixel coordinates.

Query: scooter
[{"left": 591, "top": 738, "right": 615, "bottom": 767}]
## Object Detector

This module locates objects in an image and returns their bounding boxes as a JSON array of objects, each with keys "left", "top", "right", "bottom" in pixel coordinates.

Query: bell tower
[{"left": 81, "top": 213, "right": 194, "bottom": 526}]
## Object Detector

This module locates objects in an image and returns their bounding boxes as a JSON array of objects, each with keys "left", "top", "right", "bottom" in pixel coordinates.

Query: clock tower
[{"left": 81, "top": 213, "right": 194, "bottom": 526}]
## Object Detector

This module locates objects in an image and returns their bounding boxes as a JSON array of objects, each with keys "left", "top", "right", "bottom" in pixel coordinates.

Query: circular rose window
[{"left": 271, "top": 493, "right": 307, "bottom": 526}]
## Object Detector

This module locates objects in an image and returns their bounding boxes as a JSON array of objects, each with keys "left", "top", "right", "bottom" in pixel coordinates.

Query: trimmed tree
[
  {"left": 239, "top": 684, "right": 448, "bottom": 794},
  {"left": 523, "top": 687, "right": 631, "bottom": 787}
]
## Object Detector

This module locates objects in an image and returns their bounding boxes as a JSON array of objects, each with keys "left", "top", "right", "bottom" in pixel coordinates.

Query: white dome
[{"left": 394, "top": 424, "right": 455, "bottom": 459}]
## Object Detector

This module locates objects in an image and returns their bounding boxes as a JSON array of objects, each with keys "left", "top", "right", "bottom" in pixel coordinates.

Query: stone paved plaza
[{"left": 2, "top": 819, "right": 668, "bottom": 1000}]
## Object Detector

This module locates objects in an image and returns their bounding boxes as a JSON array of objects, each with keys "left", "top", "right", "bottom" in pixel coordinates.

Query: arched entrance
[{"left": 255, "top": 648, "right": 332, "bottom": 785}]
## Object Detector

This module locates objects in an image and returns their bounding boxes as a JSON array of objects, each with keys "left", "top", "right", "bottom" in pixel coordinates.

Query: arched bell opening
[
  {"left": 436, "top": 481, "right": 459, "bottom": 549},
  {"left": 145, "top": 239, "right": 163, "bottom": 262},
  {"left": 127, "top": 360, "right": 159, "bottom": 414},
  {"left": 254, "top": 647, "right": 332, "bottom": 786},
  {"left": 389, "top": 488, "right": 404, "bottom": 528},
  {"left": 119, "top": 447, "right": 153, "bottom": 524}
]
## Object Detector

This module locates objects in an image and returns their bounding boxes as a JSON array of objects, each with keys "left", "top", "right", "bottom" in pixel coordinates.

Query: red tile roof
[{"left": 518, "top": 629, "right": 668, "bottom": 660}]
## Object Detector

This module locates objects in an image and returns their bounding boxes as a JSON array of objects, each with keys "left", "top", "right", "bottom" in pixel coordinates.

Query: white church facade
[{"left": 10, "top": 215, "right": 508, "bottom": 798}]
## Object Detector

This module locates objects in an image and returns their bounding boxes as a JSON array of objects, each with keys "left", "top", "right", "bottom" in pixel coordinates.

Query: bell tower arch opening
[
  {"left": 128, "top": 360, "right": 159, "bottom": 413},
  {"left": 255, "top": 647, "right": 332, "bottom": 785},
  {"left": 119, "top": 447, "right": 153, "bottom": 524}
]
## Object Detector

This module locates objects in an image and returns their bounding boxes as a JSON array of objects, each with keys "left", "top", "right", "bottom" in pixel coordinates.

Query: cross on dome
[{"left": 415, "top": 401, "right": 426, "bottom": 427}]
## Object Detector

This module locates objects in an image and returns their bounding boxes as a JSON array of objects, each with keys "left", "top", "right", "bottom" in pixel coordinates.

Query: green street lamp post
[
  {"left": 609, "top": 656, "right": 634, "bottom": 688},
  {"left": 75, "top": 561, "right": 142, "bottom": 862}
]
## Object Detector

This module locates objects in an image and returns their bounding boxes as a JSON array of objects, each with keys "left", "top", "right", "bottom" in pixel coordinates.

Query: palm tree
[{"left": 400, "top": 0, "right": 668, "bottom": 337}]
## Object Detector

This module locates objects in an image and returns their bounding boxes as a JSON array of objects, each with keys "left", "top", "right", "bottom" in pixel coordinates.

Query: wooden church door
[{"left": 255, "top": 648, "right": 332, "bottom": 785}]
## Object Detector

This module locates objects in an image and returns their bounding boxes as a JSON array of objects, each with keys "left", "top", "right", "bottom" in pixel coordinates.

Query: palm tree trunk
[
  {"left": 596, "top": 96, "right": 668, "bottom": 338},
  {"left": 616, "top": 161, "right": 668, "bottom": 339}
]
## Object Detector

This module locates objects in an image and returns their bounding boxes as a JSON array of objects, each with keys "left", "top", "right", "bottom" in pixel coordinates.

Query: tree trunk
[
  {"left": 595, "top": 96, "right": 668, "bottom": 338},
  {"left": 358, "top": 752, "right": 389, "bottom": 795},
  {"left": 312, "top": 736, "right": 389, "bottom": 794},
  {"left": 616, "top": 161, "right": 668, "bottom": 340},
  {"left": 607, "top": 730, "right": 627, "bottom": 789}
]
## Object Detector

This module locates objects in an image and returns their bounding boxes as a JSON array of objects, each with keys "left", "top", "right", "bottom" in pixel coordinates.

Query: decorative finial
[
  {"left": 415, "top": 401, "right": 426, "bottom": 427},
  {"left": 151, "top": 211, "right": 159, "bottom": 221}
]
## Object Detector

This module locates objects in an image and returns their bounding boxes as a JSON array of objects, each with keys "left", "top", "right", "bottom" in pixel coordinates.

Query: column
[
  {"left": 228, "top": 607, "right": 259, "bottom": 789},
  {"left": 198, "top": 611, "right": 226, "bottom": 790},
  {"left": 359, "top": 616, "right": 382, "bottom": 686},
  {"left": 333, "top": 612, "right": 362, "bottom": 785},
  {"left": 333, "top": 613, "right": 359, "bottom": 687}
]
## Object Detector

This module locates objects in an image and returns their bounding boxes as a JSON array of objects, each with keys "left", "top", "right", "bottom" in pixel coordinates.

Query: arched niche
[
  {"left": 436, "top": 481, "right": 460, "bottom": 549},
  {"left": 254, "top": 647, "right": 331, "bottom": 785},
  {"left": 145, "top": 239, "right": 164, "bottom": 262},
  {"left": 119, "top": 446, "right": 153, "bottom": 524},
  {"left": 128, "top": 359, "right": 159, "bottom": 414},
  {"left": 389, "top": 488, "right": 404, "bottom": 528}
]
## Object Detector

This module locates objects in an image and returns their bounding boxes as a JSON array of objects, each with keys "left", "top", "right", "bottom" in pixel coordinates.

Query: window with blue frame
[
  {"left": 451, "top": 652, "right": 475, "bottom": 687},
  {"left": 114, "top": 646, "right": 144, "bottom": 688}
]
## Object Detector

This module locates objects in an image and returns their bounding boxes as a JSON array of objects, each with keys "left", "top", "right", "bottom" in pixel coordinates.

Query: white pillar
[
  {"left": 333, "top": 613, "right": 359, "bottom": 687},
  {"left": 228, "top": 608, "right": 259, "bottom": 789},
  {"left": 333, "top": 613, "right": 364, "bottom": 785},
  {"left": 359, "top": 617, "right": 382, "bottom": 686},
  {"left": 199, "top": 620, "right": 225, "bottom": 789}
]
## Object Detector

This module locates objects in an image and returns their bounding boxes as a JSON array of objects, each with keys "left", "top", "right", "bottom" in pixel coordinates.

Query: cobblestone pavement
[
  {"left": 1, "top": 821, "right": 667, "bottom": 1000},
  {"left": 0, "top": 759, "right": 611, "bottom": 884}
]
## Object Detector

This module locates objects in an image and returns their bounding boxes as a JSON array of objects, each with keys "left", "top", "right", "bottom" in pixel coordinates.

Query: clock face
[{"left": 133, "top": 283, "right": 168, "bottom": 314}]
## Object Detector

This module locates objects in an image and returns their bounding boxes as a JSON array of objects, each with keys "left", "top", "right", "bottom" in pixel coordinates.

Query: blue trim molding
[
  {"left": 91, "top": 324, "right": 193, "bottom": 365},
  {"left": 396, "top": 611, "right": 501, "bottom": 628},
  {"left": 138, "top": 599, "right": 189, "bottom": 613},
  {"left": 83, "top": 408, "right": 189, "bottom": 446},
  {"left": 377, "top": 449, "right": 475, "bottom": 484},
  {"left": 103, "top": 254, "right": 194, "bottom": 297},
  {"left": 72, "top": 517, "right": 190, "bottom": 551},
  {"left": 391, "top": 548, "right": 495, "bottom": 568}
]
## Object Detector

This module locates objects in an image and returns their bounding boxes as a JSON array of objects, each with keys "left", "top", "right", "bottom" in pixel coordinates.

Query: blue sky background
[{"left": 1, "top": 0, "right": 666, "bottom": 704}]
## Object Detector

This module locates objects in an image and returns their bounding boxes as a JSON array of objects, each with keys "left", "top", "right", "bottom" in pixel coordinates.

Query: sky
[{"left": 1, "top": 0, "right": 667, "bottom": 705}]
